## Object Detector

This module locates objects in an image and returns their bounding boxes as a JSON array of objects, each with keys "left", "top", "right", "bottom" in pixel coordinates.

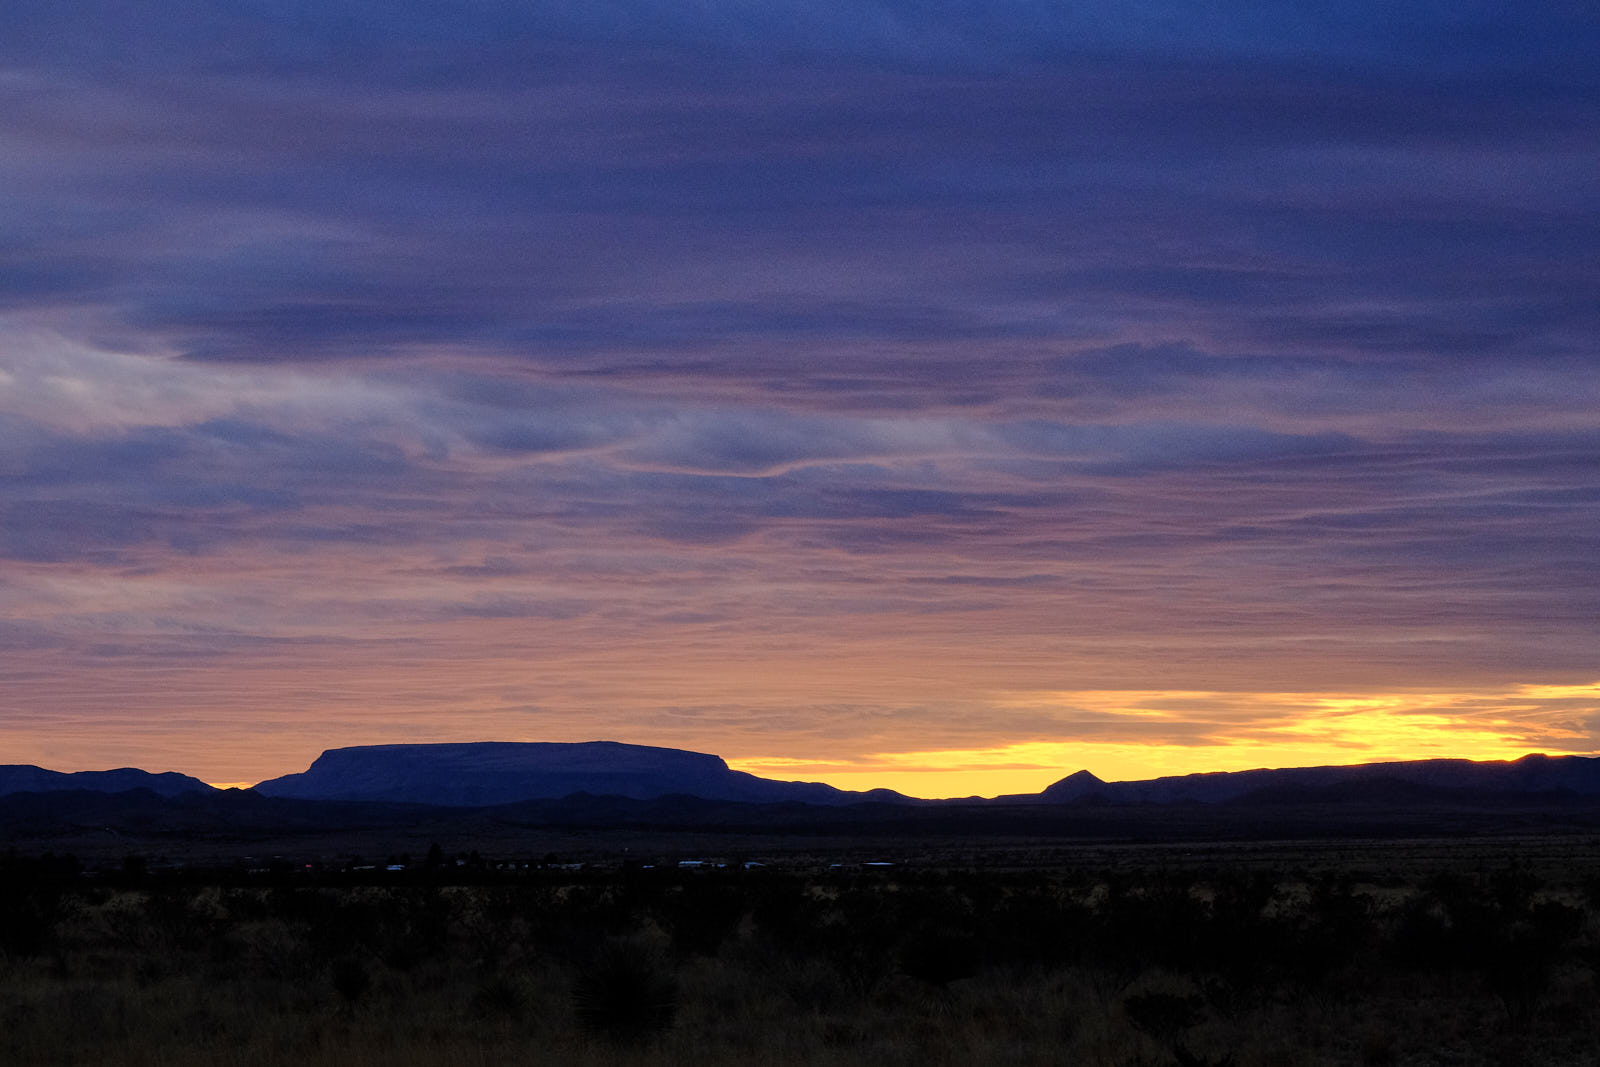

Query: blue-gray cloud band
[{"left": 3, "top": 0, "right": 1598, "bottom": 756}]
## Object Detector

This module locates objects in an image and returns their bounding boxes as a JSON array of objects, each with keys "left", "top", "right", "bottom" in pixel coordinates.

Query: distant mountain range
[
  {"left": 1005, "top": 751, "right": 1600, "bottom": 806},
  {"left": 0, "top": 765, "right": 214, "bottom": 799},
  {"left": 6, "top": 743, "right": 1600, "bottom": 812}
]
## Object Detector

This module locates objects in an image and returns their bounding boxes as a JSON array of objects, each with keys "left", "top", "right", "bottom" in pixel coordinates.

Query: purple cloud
[{"left": 2, "top": 0, "right": 1598, "bottom": 785}]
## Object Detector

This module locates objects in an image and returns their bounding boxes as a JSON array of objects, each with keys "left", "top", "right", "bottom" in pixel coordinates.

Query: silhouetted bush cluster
[
  {"left": 571, "top": 938, "right": 679, "bottom": 1043},
  {"left": 0, "top": 851, "right": 77, "bottom": 959},
  {"left": 4, "top": 853, "right": 1600, "bottom": 1064}
]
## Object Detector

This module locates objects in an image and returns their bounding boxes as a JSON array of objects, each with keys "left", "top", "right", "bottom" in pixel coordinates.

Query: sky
[{"left": 2, "top": 1, "right": 1599, "bottom": 797}]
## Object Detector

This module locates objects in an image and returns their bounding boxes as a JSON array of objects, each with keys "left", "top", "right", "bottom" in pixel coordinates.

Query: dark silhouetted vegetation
[
  {"left": 3, "top": 846, "right": 1600, "bottom": 1064},
  {"left": 571, "top": 938, "right": 680, "bottom": 1043}
]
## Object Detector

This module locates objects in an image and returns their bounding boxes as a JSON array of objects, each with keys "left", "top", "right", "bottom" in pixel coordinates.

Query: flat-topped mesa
[
  {"left": 252, "top": 740, "right": 911, "bottom": 807},
  {"left": 306, "top": 741, "right": 730, "bottom": 780}
]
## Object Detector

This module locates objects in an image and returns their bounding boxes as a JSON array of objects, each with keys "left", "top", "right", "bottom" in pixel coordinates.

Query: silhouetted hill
[
  {"left": 253, "top": 741, "right": 917, "bottom": 807},
  {"left": 0, "top": 765, "right": 215, "bottom": 799},
  {"left": 1036, "top": 753, "right": 1600, "bottom": 805},
  {"left": 1038, "top": 769, "right": 1108, "bottom": 802}
]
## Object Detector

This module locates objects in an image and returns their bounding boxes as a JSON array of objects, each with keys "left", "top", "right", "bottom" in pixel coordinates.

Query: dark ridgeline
[
  {"left": 249, "top": 743, "right": 1600, "bottom": 814},
  {"left": 246, "top": 743, "right": 1600, "bottom": 807},
  {"left": 998, "top": 751, "right": 1600, "bottom": 806},
  {"left": 6, "top": 745, "right": 1600, "bottom": 842},
  {"left": 0, "top": 765, "right": 215, "bottom": 798}
]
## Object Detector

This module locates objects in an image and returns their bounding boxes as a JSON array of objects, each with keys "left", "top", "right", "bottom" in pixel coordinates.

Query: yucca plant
[{"left": 570, "top": 939, "right": 679, "bottom": 1044}]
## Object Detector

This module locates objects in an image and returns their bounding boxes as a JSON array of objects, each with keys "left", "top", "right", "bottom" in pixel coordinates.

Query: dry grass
[{"left": 4, "top": 861, "right": 1600, "bottom": 1066}]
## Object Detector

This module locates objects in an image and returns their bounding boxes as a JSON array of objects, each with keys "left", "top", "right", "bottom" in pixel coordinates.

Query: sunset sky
[{"left": 3, "top": 2, "right": 1598, "bottom": 797}]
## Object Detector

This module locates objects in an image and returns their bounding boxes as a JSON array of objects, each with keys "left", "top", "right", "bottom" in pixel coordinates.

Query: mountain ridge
[
  {"left": 0, "top": 765, "right": 216, "bottom": 799},
  {"left": 7, "top": 745, "right": 1600, "bottom": 810},
  {"left": 1032, "top": 752, "right": 1600, "bottom": 806}
]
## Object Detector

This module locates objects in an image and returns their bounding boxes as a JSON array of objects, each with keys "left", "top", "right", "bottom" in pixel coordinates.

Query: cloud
[
  {"left": 9, "top": 2, "right": 1595, "bottom": 78},
  {"left": 4, "top": 4, "right": 1594, "bottom": 389},
  {"left": 2, "top": 1, "right": 1598, "bottom": 787}
]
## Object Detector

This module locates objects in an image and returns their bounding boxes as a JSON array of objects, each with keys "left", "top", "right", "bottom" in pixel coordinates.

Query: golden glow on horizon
[
  {"left": 728, "top": 683, "right": 1600, "bottom": 799},
  {"left": 8, "top": 679, "right": 1598, "bottom": 798}
]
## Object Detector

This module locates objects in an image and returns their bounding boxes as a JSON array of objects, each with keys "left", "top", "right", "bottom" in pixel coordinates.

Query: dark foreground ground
[{"left": 6, "top": 815, "right": 1600, "bottom": 1067}]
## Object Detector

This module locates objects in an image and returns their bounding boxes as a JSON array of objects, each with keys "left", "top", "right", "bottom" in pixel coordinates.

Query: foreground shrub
[
  {"left": 329, "top": 955, "right": 371, "bottom": 1006},
  {"left": 899, "top": 926, "right": 981, "bottom": 987},
  {"left": 570, "top": 939, "right": 679, "bottom": 1044},
  {"left": 1124, "top": 991, "right": 1203, "bottom": 1048}
]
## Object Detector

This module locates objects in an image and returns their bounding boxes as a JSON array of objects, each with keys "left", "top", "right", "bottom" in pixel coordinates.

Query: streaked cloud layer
[{"left": 3, "top": 2, "right": 1597, "bottom": 793}]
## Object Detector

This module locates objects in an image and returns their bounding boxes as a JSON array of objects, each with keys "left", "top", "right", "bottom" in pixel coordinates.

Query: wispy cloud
[{"left": 2, "top": 1, "right": 1597, "bottom": 788}]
